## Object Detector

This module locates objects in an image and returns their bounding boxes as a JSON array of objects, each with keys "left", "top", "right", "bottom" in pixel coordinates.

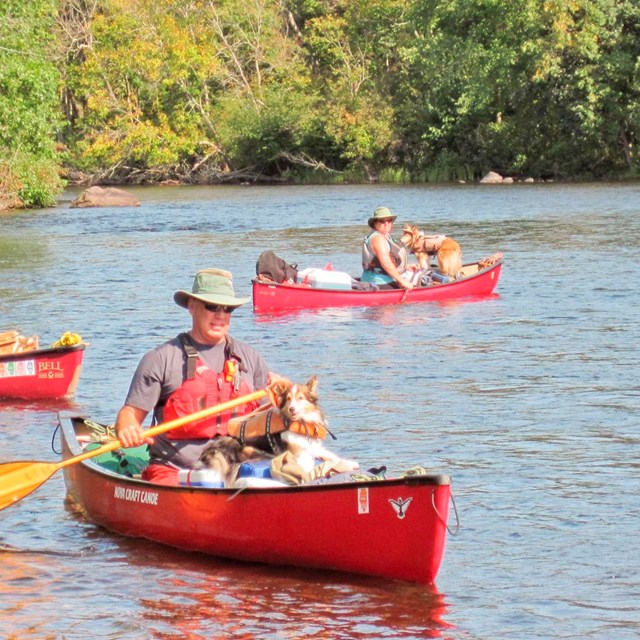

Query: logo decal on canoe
[
  {"left": 357, "top": 487, "right": 369, "bottom": 514},
  {"left": 389, "top": 497, "right": 413, "bottom": 519},
  {"left": 114, "top": 485, "right": 159, "bottom": 506},
  {"left": 0, "top": 360, "right": 36, "bottom": 378}
]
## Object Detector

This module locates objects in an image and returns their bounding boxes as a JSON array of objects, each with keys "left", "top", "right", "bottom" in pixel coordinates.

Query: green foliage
[
  {"left": 0, "top": 0, "right": 63, "bottom": 208},
  {"left": 394, "top": 0, "right": 640, "bottom": 179},
  {"left": 17, "top": 151, "right": 64, "bottom": 208},
  {"left": 377, "top": 166, "right": 413, "bottom": 183},
  {"left": 2, "top": 0, "right": 636, "bottom": 196},
  {"left": 62, "top": 0, "right": 203, "bottom": 177},
  {"left": 0, "top": 150, "right": 63, "bottom": 208}
]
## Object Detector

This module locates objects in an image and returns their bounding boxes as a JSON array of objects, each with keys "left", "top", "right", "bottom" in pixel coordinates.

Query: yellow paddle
[{"left": 0, "top": 389, "right": 268, "bottom": 512}]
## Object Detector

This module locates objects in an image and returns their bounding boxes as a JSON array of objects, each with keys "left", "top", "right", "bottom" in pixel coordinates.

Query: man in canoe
[
  {"left": 361, "top": 206, "right": 414, "bottom": 290},
  {"left": 114, "top": 268, "right": 271, "bottom": 485}
]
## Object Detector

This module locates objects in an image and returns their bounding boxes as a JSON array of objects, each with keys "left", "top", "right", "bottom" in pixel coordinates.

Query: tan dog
[{"left": 400, "top": 224, "right": 462, "bottom": 279}]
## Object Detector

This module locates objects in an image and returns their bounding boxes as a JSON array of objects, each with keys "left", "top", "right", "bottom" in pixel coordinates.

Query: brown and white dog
[
  {"left": 269, "top": 376, "right": 358, "bottom": 474},
  {"left": 197, "top": 376, "right": 358, "bottom": 483},
  {"left": 400, "top": 224, "right": 463, "bottom": 279}
]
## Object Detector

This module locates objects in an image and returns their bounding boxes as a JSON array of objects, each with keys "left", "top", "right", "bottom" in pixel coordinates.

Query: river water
[{"left": 1, "top": 182, "right": 639, "bottom": 639}]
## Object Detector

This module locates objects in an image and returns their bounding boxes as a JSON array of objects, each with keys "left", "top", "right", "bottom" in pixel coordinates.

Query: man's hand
[{"left": 114, "top": 405, "right": 152, "bottom": 447}]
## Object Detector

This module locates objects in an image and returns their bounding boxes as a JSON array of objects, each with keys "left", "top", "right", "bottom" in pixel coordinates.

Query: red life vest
[{"left": 163, "top": 334, "right": 259, "bottom": 440}]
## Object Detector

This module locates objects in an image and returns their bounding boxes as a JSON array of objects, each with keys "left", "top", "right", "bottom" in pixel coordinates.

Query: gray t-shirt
[{"left": 125, "top": 334, "right": 269, "bottom": 469}]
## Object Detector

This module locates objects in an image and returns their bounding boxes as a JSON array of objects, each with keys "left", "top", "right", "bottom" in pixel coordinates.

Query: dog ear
[
  {"left": 306, "top": 375, "right": 319, "bottom": 399},
  {"left": 268, "top": 377, "right": 292, "bottom": 407}
]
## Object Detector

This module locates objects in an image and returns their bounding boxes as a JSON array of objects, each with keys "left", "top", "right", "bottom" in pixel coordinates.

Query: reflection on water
[
  {"left": 85, "top": 538, "right": 454, "bottom": 640},
  {"left": 253, "top": 293, "right": 502, "bottom": 326},
  {"left": 142, "top": 563, "right": 452, "bottom": 639},
  {"left": 0, "top": 398, "right": 81, "bottom": 414},
  {"left": 0, "top": 236, "right": 51, "bottom": 271},
  {"left": 1, "top": 183, "right": 639, "bottom": 638}
]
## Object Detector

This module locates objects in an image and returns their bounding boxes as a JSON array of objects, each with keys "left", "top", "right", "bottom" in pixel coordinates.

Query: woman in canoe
[{"left": 361, "top": 206, "right": 414, "bottom": 290}]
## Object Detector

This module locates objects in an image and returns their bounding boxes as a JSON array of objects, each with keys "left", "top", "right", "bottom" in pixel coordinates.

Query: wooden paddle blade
[{"left": 0, "top": 461, "right": 58, "bottom": 512}]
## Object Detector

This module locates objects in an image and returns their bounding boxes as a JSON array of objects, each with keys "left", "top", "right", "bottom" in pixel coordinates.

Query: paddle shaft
[
  {"left": 56, "top": 388, "right": 268, "bottom": 471},
  {"left": 0, "top": 389, "right": 268, "bottom": 512}
]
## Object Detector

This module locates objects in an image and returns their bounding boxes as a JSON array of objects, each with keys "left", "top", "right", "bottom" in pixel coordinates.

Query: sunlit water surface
[{"left": 1, "top": 182, "right": 639, "bottom": 639}]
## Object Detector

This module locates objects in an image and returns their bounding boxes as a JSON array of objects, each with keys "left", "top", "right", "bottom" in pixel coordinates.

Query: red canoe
[
  {"left": 0, "top": 344, "right": 86, "bottom": 400},
  {"left": 253, "top": 255, "right": 503, "bottom": 313},
  {"left": 60, "top": 416, "right": 452, "bottom": 585}
]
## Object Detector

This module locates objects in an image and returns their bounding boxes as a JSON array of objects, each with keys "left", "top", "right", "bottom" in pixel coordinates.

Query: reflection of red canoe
[
  {"left": 253, "top": 256, "right": 503, "bottom": 313},
  {"left": 0, "top": 344, "right": 86, "bottom": 400},
  {"left": 61, "top": 416, "right": 452, "bottom": 585}
]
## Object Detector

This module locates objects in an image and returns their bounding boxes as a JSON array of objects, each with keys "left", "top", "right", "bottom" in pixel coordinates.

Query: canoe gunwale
[
  {"left": 0, "top": 342, "right": 86, "bottom": 363},
  {"left": 66, "top": 415, "right": 452, "bottom": 494}
]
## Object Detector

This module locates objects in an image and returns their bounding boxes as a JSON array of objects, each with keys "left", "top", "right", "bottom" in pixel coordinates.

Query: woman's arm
[{"left": 370, "top": 234, "right": 413, "bottom": 290}]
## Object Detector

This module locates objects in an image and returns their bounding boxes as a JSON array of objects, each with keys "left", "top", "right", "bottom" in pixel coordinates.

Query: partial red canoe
[
  {"left": 60, "top": 416, "right": 452, "bottom": 585},
  {"left": 253, "top": 256, "right": 503, "bottom": 313},
  {"left": 0, "top": 344, "right": 86, "bottom": 400}
]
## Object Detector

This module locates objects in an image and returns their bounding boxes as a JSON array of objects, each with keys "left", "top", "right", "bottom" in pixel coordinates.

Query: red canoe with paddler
[{"left": 252, "top": 254, "right": 503, "bottom": 313}]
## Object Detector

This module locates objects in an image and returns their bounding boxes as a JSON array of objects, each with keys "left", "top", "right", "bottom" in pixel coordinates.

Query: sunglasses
[{"left": 202, "top": 302, "right": 235, "bottom": 313}]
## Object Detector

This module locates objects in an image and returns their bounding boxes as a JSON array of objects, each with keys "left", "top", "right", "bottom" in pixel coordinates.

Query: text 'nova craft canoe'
[
  {"left": 60, "top": 416, "right": 452, "bottom": 585},
  {"left": 0, "top": 344, "right": 86, "bottom": 400},
  {"left": 252, "top": 256, "right": 503, "bottom": 314}
]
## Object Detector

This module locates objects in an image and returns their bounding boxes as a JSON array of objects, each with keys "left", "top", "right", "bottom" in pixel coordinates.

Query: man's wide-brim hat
[
  {"left": 368, "top": 206, "right": 397, "bottom": 228},
  {"left": 174, "top": 268, "right": 250, "bottom": 308}
]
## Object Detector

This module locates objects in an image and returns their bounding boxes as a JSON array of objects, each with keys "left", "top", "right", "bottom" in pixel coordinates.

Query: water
[{"left": 1, "top": 182, "right": 639, "bottom": 639}]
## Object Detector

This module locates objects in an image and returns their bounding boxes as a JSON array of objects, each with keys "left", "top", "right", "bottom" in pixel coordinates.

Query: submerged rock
[{"left": 70, "top": 186, "right": 140, "bottom": 208}]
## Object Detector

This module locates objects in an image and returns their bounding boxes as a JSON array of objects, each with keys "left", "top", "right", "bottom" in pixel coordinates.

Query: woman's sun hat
[
  {"left": 174, "top": 268, "right": 250, "bottom": 308},
  {"left": 368, "top": 206, "right": 397, "bottom": 228}
]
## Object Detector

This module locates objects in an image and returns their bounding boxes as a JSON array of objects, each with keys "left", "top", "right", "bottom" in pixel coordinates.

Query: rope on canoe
[
  {"left": 84, "top": 419, "right": 116, "bottom": 443},
  {"left": 50, "top": 332, "right": 84, "bottom": 348},
  {"left": 478, "top": 252, "right": 504, "bottom": 269},
  {"left": 432, "top": 490, "right": 460, "bottom": 536}
]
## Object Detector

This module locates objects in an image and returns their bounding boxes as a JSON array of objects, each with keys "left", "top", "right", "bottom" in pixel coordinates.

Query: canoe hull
[
  {"left": 0, "top": 344, "right": 86, "bottom": 400},
  {"left": 253, "top": 259, "right": 502, "bottom": 313},
  {"left": 61, "top": 417, "right": 451, "bottom": 585}
]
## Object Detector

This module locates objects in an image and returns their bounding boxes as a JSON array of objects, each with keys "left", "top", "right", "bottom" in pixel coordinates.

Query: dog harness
[
  {"left": 163, "top": 333, "right": 260, "bottom": 440},
  {"left": 400, "top": 227, "right": 447, "bottom": 255},
  {"left": 228, "top": 402, "right": 334, "bottom": 451}
]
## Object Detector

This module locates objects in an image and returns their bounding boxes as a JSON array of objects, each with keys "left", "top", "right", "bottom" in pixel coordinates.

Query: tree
[
  {"left": 299, "top": 0, "right": 408, "bottom": 179},
  {"left": 61, "top": 0, "right": 321, "bottom": 182},
  {"left": 0, "top": 0, "right": 63, "bottom": 208},
  {"left": 394, "top": 0, "right": 640, "bottom": 180}
]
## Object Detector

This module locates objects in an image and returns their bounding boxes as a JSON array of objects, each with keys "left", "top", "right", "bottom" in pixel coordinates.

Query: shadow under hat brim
[
  {"left": 174, "top": 291, "right": 250, "bottom": 309},
  {"left": 368, "top": 215, "right": 397, "bottom": 228}
]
